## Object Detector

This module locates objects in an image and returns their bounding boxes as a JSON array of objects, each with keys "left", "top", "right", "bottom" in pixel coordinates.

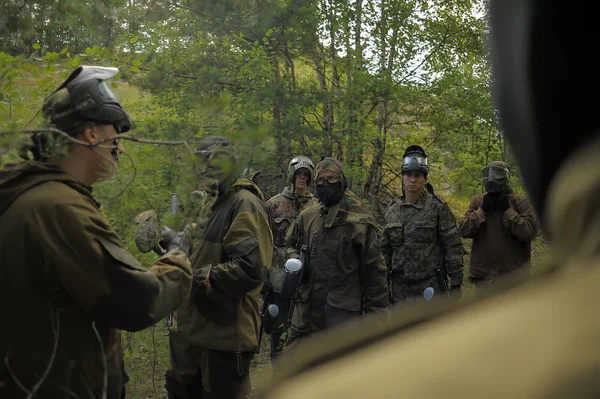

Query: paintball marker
[
  {"left": 257, "top": 287, "right": 279, "bottom": 353},
  {"left": 435, "top": 265, "right": 452, "bottom": 299},
  {"left": 282, "top": 245, "right": 307, "bottom": 331},
  {"left": 166, "top": 193, "right": 180, "bottom": 328},
  {"left": 257, "top": 245, "right": 307, "bottom": 353},
  {"left": 423, "top": 287, "right": 435, "bottom": 301}
]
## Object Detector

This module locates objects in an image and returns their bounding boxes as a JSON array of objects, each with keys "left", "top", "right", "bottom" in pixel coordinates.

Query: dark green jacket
[
  {"left": 172, "top": 179, "right": 273, "bottom": 352},
  {"left": 0, "top": 161, "right": 192, "bottom": 399},
  {"left": 285, "top": 190, "right": 389, "bottom": 334}
]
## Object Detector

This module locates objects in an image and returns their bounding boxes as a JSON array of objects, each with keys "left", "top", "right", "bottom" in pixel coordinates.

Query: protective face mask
[
  {"left": 316, "top": 181, "right": 343, "bottom": 207},
  {"left": 485, "top": 180, "right": 507, "bottom": 193}
]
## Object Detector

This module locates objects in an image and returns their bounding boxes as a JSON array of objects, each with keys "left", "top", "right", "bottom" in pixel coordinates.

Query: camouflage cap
[
  {"left": 194, "top": 136, "right": 240, "bottom": 192},
  {"left": 487, "top": 161, "right": 510, "bottom": 172},
  {"left": 315, "top": 157, "right": 344, "bottom": 180},
  {"left": 195, "top": 136, "right": 233, "bottom": 153}
]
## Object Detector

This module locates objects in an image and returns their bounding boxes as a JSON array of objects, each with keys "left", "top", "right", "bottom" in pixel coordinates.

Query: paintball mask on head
[
  {"left": 401, "top": 145, "right": 429, "bottom": 176},
  {"left": 289, "top": 155, "right": 315, "bottom": 186},
  {"left": 482, "top": 162, "right": 511, "bottom": 193},
  {"left": 315, "top": 157, "right": 346, "bottom": 207},
  {"left": 39, "top": 66, "right": 131, "bottom": 170},
  {"left": 43, "top": 66, "right": 132, "bottom": 136}
]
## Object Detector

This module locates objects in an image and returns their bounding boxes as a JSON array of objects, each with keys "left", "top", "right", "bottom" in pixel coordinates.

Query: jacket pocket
[
  {"left": 412, "top": 221, "right": 436, "bottom": 243},
  {"left": 99, "top": 239, "right": 146, "bottom": 271},
  {"left": 273, "top": 217, "right": 292, "bottom": 247},
  {"left": 385, "top": 222, "right": 404, "bottom": 246}
]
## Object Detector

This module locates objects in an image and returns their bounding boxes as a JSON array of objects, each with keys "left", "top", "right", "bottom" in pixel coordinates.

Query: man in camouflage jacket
[
  {"left": 265, "top": 156, "right": 318, "bottom": 359},
  {"left": 165, "top": 136, "right": 273, "bottom": 399},
  {"left": 284, "top": 157, "right": 389, "bottom": 348},
  {"left": 382, "top": 145, "right": 464, "bottom": 304}
]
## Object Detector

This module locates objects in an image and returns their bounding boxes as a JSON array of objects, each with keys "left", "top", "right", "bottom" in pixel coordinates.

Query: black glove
[
  {"left": 449, "top": 285, "right": 462, "bottom": 301},
  {"left": 496, "top": 193, "right": 511, "bottom": 212},
  {"left": 160, "top": 226, "right": 192, "bottom": 257},
  {"left": 480, "top": 193, "right": 495, "bottom": 214}
]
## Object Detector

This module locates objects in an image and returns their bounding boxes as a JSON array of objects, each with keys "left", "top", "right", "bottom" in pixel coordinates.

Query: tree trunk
[
  {"left": 271, "top": 54, "right": 286, "bottom": 155},
  {"left": 313, "top": 43, "right": 333, "bottom": 155}
]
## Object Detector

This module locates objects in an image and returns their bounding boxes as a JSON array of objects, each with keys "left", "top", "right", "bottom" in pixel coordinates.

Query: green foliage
[{"left": 0, "top": 1, "right": 548, "bottom": 396}]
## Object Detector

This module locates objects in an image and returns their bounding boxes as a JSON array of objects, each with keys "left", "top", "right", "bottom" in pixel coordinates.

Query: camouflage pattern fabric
[
  {"left": 134, "top": 209, "right": 160, "bottom": 253},
  {"left": 314, "top": 157, "right": 344, "bottom": 181},
  {"left": 390, "top": 275, "right": 443, "bottom": 305},
  {"left": 266, "top": 186, "right": 318, "bottom": 292},
  {"left": 0, "top": 161, "right": 192, "bottom": 399},
  {"left": 265, "top": 185, "right": 317, "bottom": 358},
  {"left": 254, "top": 123, "right": 600, "bottom": 399},
  {"left": 382, "top": 190, "right": 464, "bottom": 303},
  {"left": 284, "top": 189, "right": 389, "bottom": 345}
]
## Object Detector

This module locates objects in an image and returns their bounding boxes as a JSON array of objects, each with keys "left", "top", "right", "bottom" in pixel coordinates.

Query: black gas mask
[
  {"left": 315, "top": 179, "right": 343, "bottom": 207},
  {"left": 482, "top": 165, "right": 510, "bottom": 193}
]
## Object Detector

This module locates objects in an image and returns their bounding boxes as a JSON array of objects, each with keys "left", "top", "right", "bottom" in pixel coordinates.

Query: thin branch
[
  {"left": 4, "top": 309, "right": 64, "bottom": 398},
  {"left": 27, "top": 309, "right": 64, "bottom": 399},
  {"left": 4, "top": 349, "right": 31, "bottom": 396},
  {"left": 168, "top": 1, "right": 258, "bottom": 44},
  {"left": 91, "top": 322, "right": 108, "bottom": 399},
  {"left": 0, "top": 128, "right": 191, "bottom": 146},
  {"left": 100, "top": 151, "right": 138, "bottom": 202},
  {"left": 396, "top": 29, "right": 455, "bottom": 85},
  {"left": 45, "top": 380, "right": 82, "bottom": 399},
  {"left": 151, "top": 326, "right": 158, "bottom": 399}
]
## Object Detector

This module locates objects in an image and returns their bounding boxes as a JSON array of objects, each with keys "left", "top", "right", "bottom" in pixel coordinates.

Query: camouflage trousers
[
  {"left": 165, "top": 332, "right": 253, "bottom": 399},
  {"left": 390, "top": 275, "right": 445, "bottom": 305}
]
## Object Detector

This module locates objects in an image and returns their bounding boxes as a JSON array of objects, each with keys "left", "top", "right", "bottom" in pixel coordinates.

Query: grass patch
[{"left": 123, "top": 322, "right": 273, "bottom": 398}]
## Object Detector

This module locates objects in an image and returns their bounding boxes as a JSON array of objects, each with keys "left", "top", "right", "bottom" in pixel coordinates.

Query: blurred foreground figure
[
  {"left": 460, "top": 161, "right": 537, "bottom": 295},
  {"left": 0, "top": 66, "right": 193, "bottom": 399},
  {"left": 165, "top": 136, "right": 273, "bottom": 399},
  {"left": 257, "top": 2, "right": 600, "bottom": 397}
]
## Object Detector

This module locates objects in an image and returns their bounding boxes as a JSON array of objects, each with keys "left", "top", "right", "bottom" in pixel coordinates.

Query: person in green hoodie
[
  {"left": 164, "top": 136, "right": 273, "bottom": 399},
  {"left": 0, "top": 66, "right": 193, "bottom": 399}
]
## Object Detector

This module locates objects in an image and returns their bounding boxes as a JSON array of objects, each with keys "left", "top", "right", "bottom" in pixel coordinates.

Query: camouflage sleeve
[
  {"left": 360, "top": 224, "right": 391, "bottom": 313},
  {"left": 208, "top": 201, "right": 273, "bottom": 297},
  {"left": 42, "top": 199, "right": 192, "bottom": 332},
  {"left": 502, "top": 196, "right": 538, "bottom": 243},
  {"left": 285, "top": 213, "right": 302, "bottom": 260},
  {"left": 459, "top": 196, "right": 485, "bottom": 238},
  {"left": 437, "top": 203, "right": 465, "bottom": 287},
  {"left": 265, "top": 199, "right": 275, "bottom": 230},
  {"left": 380, "top": 226, "right": 393, "bottom": 276}
]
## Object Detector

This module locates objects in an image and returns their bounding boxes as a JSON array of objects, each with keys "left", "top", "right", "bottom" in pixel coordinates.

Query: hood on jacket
[
  {"left": 0, "top": 161, "right": 94, "bottom": 217},
  {"left": 231, "top": 178, "right": 266, "bottom": 202},
  {"left": 281, "top": 185, "right": 315, "bottom": 201}
]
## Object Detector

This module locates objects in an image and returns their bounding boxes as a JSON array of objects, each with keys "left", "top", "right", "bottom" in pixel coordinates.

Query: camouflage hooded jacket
[
  {"left": 285, "top": 190, "right": 389, "bottom": 318},
  {"left": 382, "top": 190, "right": 464, "bottom": 285},
  {"left": 0, "top": 161, "right": 192, "bottom": 399},
  {"left": 172, "top": 178, "right": 273, "bottom": 352},
  {"left": 266, "top": 186, "right": 318, "bottom": 292}
]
